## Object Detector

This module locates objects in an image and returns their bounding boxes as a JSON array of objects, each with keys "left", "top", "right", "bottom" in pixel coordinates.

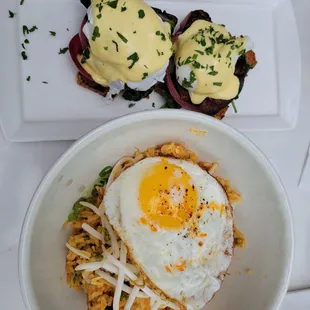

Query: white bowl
[{"left": 19, "top": 110, "right": 293, "bottom": 310}]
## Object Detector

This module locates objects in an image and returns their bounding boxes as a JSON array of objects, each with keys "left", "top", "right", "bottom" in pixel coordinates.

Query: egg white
[
  {"left": 83, "top": 5, "right": 169, "bottom": 99},
  {"left": 104, "top": 157, "right": 233, "bottom": 310}
]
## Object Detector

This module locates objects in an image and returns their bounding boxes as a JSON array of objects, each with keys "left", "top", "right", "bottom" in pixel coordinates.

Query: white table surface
[{"left": 1, "top": 0, "right": 310, "bottom": 308}]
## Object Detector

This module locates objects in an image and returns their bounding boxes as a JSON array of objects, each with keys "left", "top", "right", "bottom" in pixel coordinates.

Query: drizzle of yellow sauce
[
  {"left": 139, "top": 161, "right": 197, "bottom": 230},
  {"left": 80, "top": 0, "right": 173, "bottom": 86},
  {"left": 175, "top": 20, "right": 248, "bottom": 104}
]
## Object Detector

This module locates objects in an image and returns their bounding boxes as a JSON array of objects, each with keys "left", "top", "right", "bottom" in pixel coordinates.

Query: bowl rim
[{"left": 18, "top": 109, "right": 294, "bottom": 310}]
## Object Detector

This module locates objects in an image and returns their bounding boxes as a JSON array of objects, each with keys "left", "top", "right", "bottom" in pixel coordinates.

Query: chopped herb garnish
[
  {"left": 182, "top": 70, "right": 196, "bottom": 89},
  {"left": 106, "top": 0, "right": 118, "bottom": 9},
  {"left": 112, "top": 40, "right": 119, "bottom": 52},
  {"left": 104, "top": 46, "right": 108, "bottom": 51},
  {"left": 192, "top": 54, "right": 198, "bottom": 60},
  {"left": 226, "top": 51, "right": 232, "bottom": 58},
  {"left": 42, "top": 81, "right": 48, "bottom": 84},
  {"left": 29, "top": 25, "right": 38, "bottom": 33},
  {"left": 26, "top": 76, "right": 31, "bottom": 81},
  {"left": 208, "top": 71, "right": 218, "bottom": 76},
  {"left": 92, "top": 26, "right": 101, "bottom": 41},
  {"left": 127, "top": 52, "right": 139, "bottom": 69},
  {"left": 142, "top": 72, "right": 148, "bottom": 80},
  {"left": 155, "top": 31, "right": 166, "bottom": 41},
  {"left": 213, "top": 82, "right": 222, "bottom": 86},
  {"left": 138, "top": 9, "right": 145, "bottom": 19},
  {"left": 195, "top": 50, "right": 204, "bottom": 55},
  {"left": 192, "top": 61, "right": 201, "bottom": 69},
  {"left": 239, "top": 48, "right": 246, "bottom": 56},
  {"left": 24, "top": 39, "right": 29, "bottom": 44},
  {"left": 21, "top": 51, "right": 27, "bottom": 60},
  {"left": 49, "top": 31, "right": 56, "bottom": 36},
  {"left": 231, "top": 101, "right": 238, "bottom": 113},
  {"left": 20, "top": 0, "right": 24, "bottom": 5},
  {"left": 23, "top": 25, "right": 29, "bottom": 35},
  {"left": 81, "top": 48, "right": 90, "bottom": 63},
  {"left": 121, "top": 7, "right": 127, "bottom": 12},
  {"left": 117, "top": 32, "right": 128, "bottom": 43},
  {"left": 9, "top": 10, "right": 16, "bottom": 18},
  {"left": 152, "top": 102, "right": 155, "bottom": 108},
  {"left": 184, "top": 56, "right": 192, "bottom": 65},
  {"left": 133, "top": 31, "right": 137, "bottom": 34},
  {"left": 67, "top": 28, "right": 69, "bottom": 31},
  {"left": 97, "top": 14, "right": 102, "bottom": 19},
  {"left": 128, "top": 103, "right": 136, "bottom": 108},
  {"left": 59, "top": 47, "right": 69, "bottom": 54}
]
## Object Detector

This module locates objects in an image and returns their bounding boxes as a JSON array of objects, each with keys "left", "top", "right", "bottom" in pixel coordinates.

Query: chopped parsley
[
  {"left": 226, "top": 51, "right": 232, "bottom": 58},
  {"left": 195, "top": 50, "right": 204, "bottom": 55},
  {"left": 9, "top": 10, "right": 16, "bottom": 18},
  {"left": 231, "top": 101, "right": 238, "bottom": 113},
  {"left": 152, "top": 102, "right": 155, "bottom": 108},
  {"left": 58, "top": 47, "right": 69, "bottom": 54},
  {"left": 138, "top": 9, "right": 145, "bottom": 19},
  {"left": 213, "top": 82, "right": 222, "bottom": 86},
  {"left": 24, "top": 39, "right": 29, "bottom": 44},
  {"left": 117, "top": 32, "right": 128, "bottom": 43},
  {"left": 23, "top": 25, "right": 38, "bottom": 35},
  {"left": 97, "top": 14, "right": 102, "bottom": 19},
  {"left": 105, "top": 0, "right": 118, "bottom": 9},
  {"left": 239, "top": 49, "right": 246, "bottom": 56},
  {"left": 142, "top": 72, "right": 148, "bottom": 80},
  {"left": 128, "top": 103, "right": 136, "bottom": 108},
  {"left": 156, "top": 49, "right": 164, "bottom": 56},
  {"left": 23, "top": 26, "right": 29, "bottom": 35},
  {"left": 92, "top": 26, "right": 100, "bottom": 41},
  {"left": 104, "top": 46, "right": 108, "bottom": 51},
  {"left": 127, "top": 52, "right": 139, "bottom": 69},
  {"left": 81, "top": 48, "right": 90, "bottom": 64},
  {"left": 155, "top": 31, "right": 166, "bottom": 41},
  {"left": 182, "top": 71, "right": 196, "bottom": 89},
  {"left": 42, "top": 81, "right": 48, "bottom": 84},
  {"left": 26, "top": 76, "right": 31, "bottom": 81},
  {"left": 21, "top": 43, "right": 25, "bottom": 50},
  {"left": 29, "top": 25, "right": 38, "bottom": 33},
  {"left": 208, "top": 66, "right": 218, "bottom": 76},
  {"left": 21, "top": 51, "right": 27, "bottom": 60},
  {"left": 112, "top": 40, "right": 119, "bottom": 52},
  {"left": 20, "top": 0, "right": 25, "bottom": 4},
  {"left": 121, "top": 6, "right": 127, "bottom": 12},
  {"left": 49, "top": 31, "right": 56, "bottom": 36}
]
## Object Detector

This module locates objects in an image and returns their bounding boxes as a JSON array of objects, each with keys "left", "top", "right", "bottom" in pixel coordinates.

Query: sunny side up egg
[{"left": 104, "top": 157, "right": 234, "bottom": 310}]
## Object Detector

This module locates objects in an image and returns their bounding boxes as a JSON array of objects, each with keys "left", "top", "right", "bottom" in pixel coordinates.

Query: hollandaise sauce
[
  {"left": 175, "top": 20, "right": 249, "bottom": 104},
  {"left": 79, "top": 0, "right": 173, "bottom": 87}
]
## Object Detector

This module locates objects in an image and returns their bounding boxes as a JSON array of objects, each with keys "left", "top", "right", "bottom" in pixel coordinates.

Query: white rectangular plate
[{"left": 0, "top": 0, "right": 300, "bottom": 141}]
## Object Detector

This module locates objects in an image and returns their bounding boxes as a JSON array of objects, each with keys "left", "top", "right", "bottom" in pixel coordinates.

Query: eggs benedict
[
  {"left": 165, "top": 10, "right": 257, "bottom": 117},
  {"left": 69, "top": 0, "right": 178, "bottom": 101}
]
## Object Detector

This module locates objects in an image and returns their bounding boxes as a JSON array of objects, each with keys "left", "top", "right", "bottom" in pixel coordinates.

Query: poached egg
[
  {"left": 175, "top": 20, "right": 253, "bottom": 104},
  {"left": 80, "top": 0, "right": 173, "bottom": 98}
]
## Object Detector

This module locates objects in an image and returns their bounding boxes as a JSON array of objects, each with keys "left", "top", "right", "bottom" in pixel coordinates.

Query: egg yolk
[{"left": 139, "top": 161, "right": 198, "bottom": 230}]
